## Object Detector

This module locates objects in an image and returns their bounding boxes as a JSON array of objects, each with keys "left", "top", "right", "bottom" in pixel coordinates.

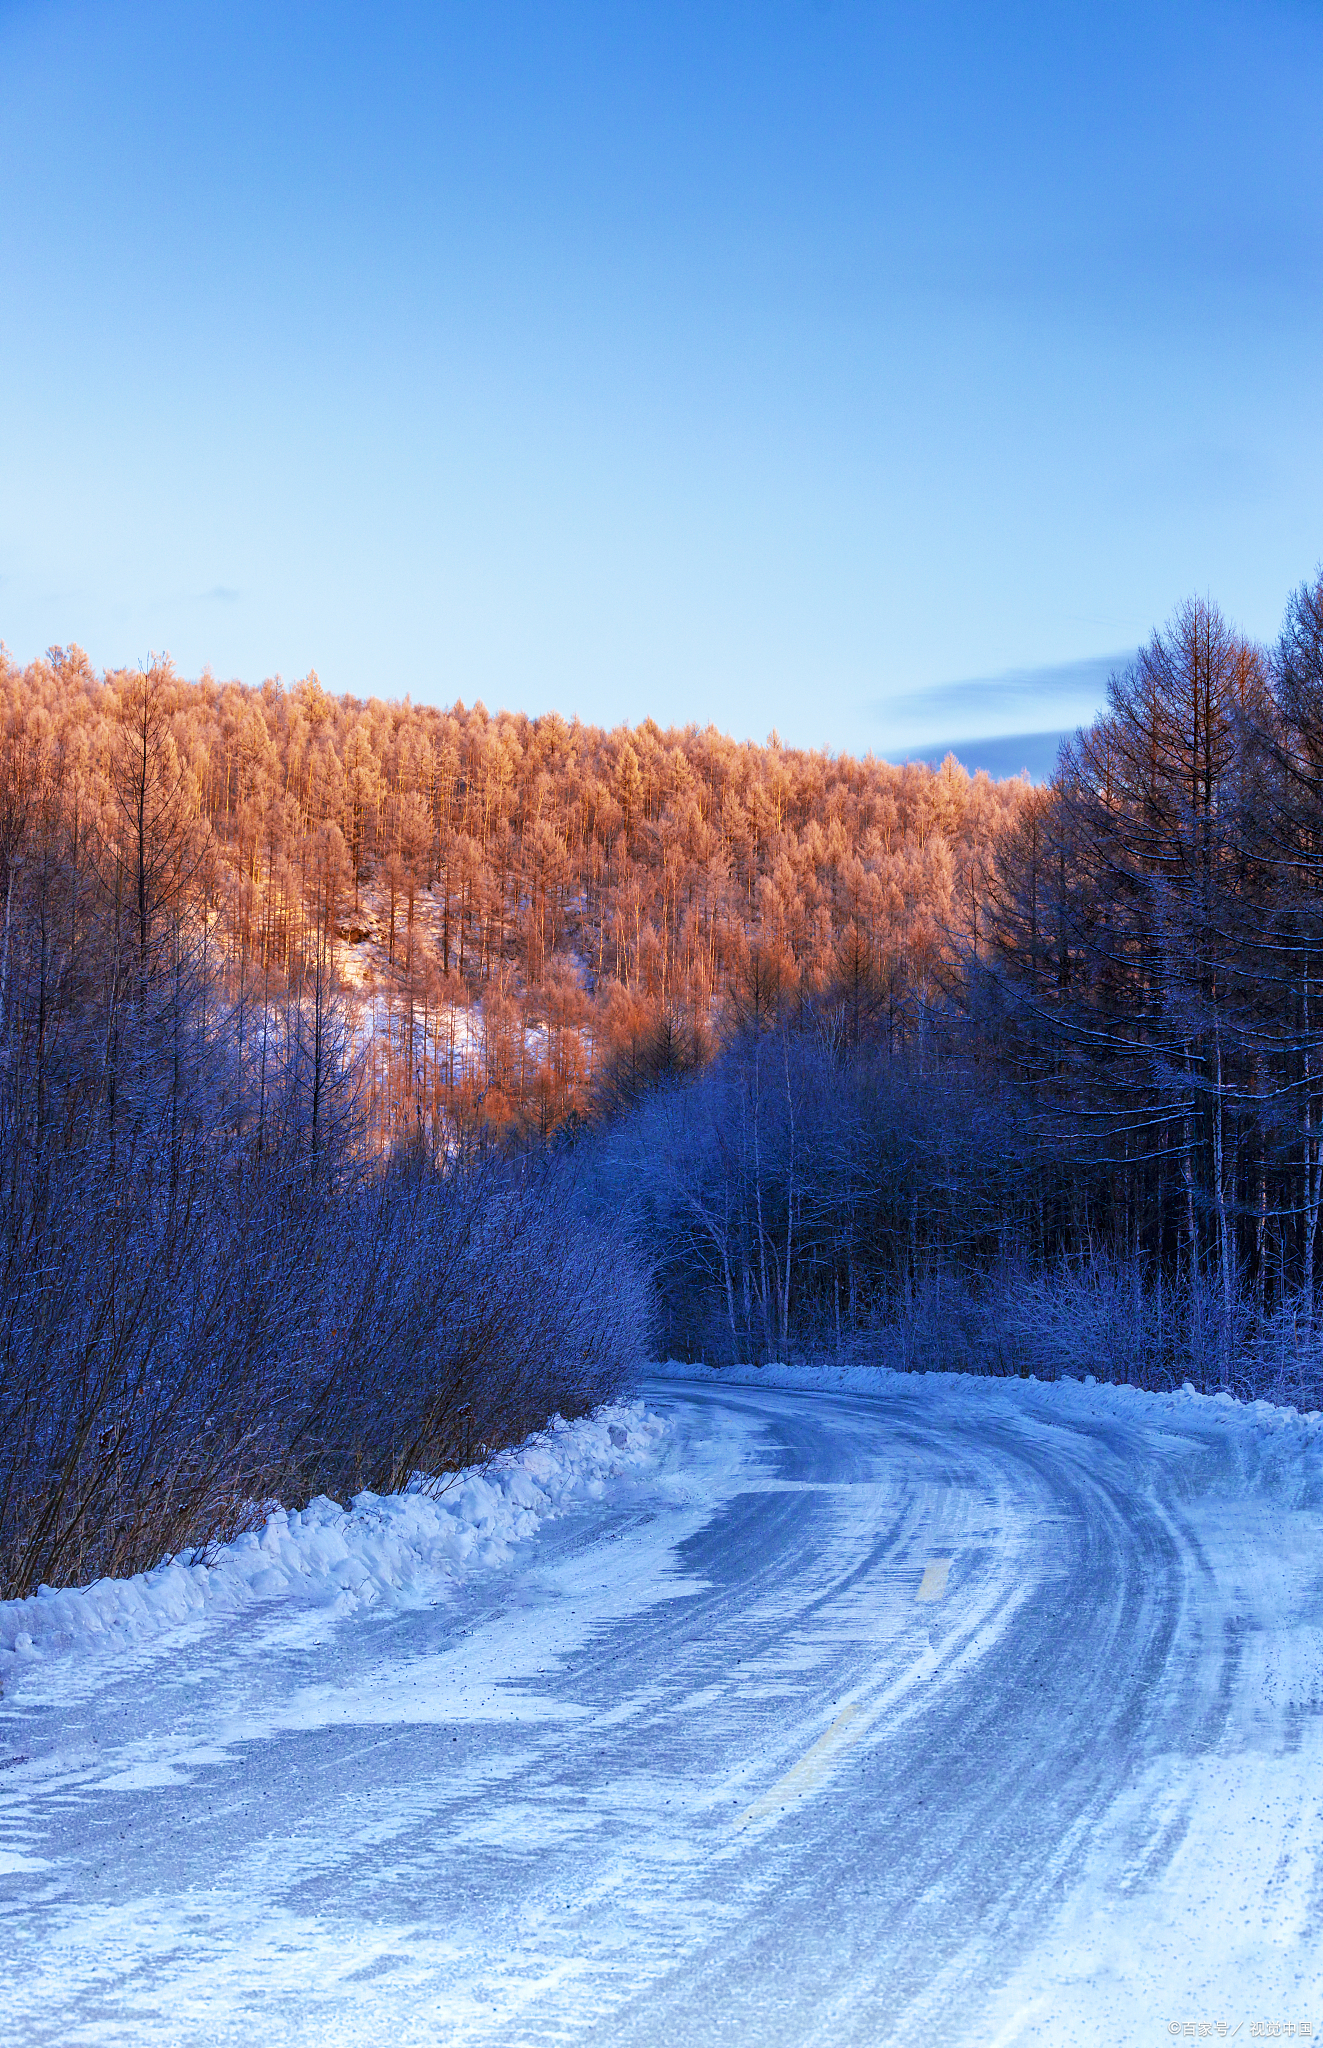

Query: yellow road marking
[
  {"left": 734, "top": 1554, "right": 958, "bottom": 1832},
  {"left": 917, "top": 1558, "right": 952, "bottom": 1602},
  {"left": 736, "top": 1703, "right": 862, "bottom": 1830}
]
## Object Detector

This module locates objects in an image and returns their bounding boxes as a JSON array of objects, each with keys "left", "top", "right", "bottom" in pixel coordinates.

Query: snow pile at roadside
[
  {"left": 0, "top": 1401, "right": 666, "bottom": 1678},
  {"left": 650, "top": 1357, "right": 1323, "bottom": 1507}
]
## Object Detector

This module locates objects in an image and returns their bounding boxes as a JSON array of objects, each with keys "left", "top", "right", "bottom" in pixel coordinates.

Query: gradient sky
[{"left": 2, "top": 0, "right": 1321, "bottom": 767}]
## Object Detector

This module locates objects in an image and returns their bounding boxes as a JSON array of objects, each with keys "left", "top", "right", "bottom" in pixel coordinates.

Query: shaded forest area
[
  {"left": 6, "top": 568, "right": 1323, "bottom": 1592},
  {"left": 593, "top": 578, "right": 1323, "bottom": 1410}
]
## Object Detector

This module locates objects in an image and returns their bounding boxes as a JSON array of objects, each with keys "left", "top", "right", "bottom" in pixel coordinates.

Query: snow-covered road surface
[{"left": 2, "top": 1372, "right": 1322, "bottom": 2045}]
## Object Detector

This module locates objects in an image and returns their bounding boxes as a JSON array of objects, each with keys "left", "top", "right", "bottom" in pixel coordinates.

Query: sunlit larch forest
[{"left": 0, "top": 641, "right": 1022, "bottom": 1140}]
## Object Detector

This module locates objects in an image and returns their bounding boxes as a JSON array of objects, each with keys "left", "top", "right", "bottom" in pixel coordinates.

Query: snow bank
[
  {"left": 0, "top": 1401, "right": 666, "bottom": 1679},
  {"left": 649, "top": 1357, "right": 1323, "bottom": 1508},
  {"left": 648, "top": 1351, "right": 1323, "bottom": 1429}
]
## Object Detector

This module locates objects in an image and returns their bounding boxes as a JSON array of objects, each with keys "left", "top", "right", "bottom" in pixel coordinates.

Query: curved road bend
[{"left": 1, "top": 1376, "right": 1320, "bottom": 2045}]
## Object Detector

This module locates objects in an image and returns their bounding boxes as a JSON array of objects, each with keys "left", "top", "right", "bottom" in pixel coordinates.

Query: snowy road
[{"left": 3, "top": 1373, "right": 1322, "bottom": 2045}]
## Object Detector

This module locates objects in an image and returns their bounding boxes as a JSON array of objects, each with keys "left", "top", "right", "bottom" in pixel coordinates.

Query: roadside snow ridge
[{"left": 0, "top": 1401, "right": 666, "bottom": 1679}]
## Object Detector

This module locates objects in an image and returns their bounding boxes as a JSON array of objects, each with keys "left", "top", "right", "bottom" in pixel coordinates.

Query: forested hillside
[
  {"left": 6, "top": 570, "right": 1323, "bottom": 1601},
  {"left": 0, "top": 645, "right": 1025, "bottom": 1139}
]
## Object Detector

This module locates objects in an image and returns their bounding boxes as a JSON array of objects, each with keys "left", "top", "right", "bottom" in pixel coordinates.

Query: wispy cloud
[
  {"left": 198, "top": 585, "right": 240, "bottom": 604},
  {"left": 875, "top": 650, "right": 1129, "bottom": 747},
  {"left": 887, "top": 729, "right": 1072, "bottom": 785}
]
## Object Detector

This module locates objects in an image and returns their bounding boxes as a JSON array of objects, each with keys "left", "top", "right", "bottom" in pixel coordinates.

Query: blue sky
[{"left": 2, "top": 1, "right": 1321, "bottom": 769}]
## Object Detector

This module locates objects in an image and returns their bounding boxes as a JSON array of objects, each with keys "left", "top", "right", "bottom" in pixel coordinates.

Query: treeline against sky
[{"left": 0, "top": 644, "right": 1024, "bottom": 1142}]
